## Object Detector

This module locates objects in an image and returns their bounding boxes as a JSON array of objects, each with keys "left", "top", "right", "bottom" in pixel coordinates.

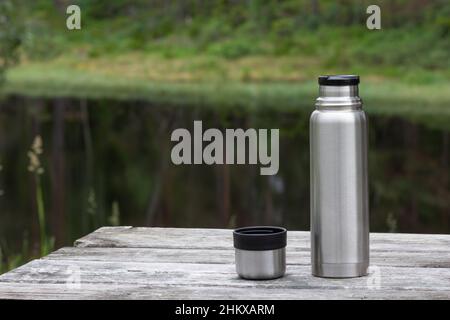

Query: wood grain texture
[{"left": 1, "top": 227, "right": 450, "bottom": 300}]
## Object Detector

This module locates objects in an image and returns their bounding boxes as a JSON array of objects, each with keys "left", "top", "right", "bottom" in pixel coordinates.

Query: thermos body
[{"left": 310, "top": 75, "right": 369, "bottom": 278}]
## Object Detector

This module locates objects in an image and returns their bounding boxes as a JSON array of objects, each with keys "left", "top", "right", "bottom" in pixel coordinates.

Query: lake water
[{"left": 0, "top": 96, "right": 449, "bottom": 258}]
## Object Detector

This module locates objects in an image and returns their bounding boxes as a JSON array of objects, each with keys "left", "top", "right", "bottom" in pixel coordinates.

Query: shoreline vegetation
[
  {"left": 1, "top": 1, "right": 449, "bottom": 127},
  {"left": 3, "top": 55, "right": 450, "bottom": 130},
  {"left": 3, "top": 54, "right": 450, "bottom": 105}
]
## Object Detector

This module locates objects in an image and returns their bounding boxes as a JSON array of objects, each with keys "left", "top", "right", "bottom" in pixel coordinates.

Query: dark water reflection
[{"left": 0, "top": 97, "right": 449, "bottom": 256}]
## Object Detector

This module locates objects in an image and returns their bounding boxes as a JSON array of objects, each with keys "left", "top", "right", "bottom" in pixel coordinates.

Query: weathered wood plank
[
  {"left": 1, "top": 227, "right": 450, "bottom": 300},
  {"left": 47, "top": 247, "right": 450, "bottom": 268},
  {"left": 0, "top": 258, "right": 449, "bottom": 299},
  {"left": 1, "top": 256, "right": 449, "bottom": 290},
  {"left": 75, "top": 227, "right": 450, "bottom": 253},
  {"left": 0, "top": 282, "right": 449, "bottom": 300}
]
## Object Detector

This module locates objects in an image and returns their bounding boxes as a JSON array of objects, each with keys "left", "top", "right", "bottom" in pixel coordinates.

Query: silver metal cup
[{"left": 233, "top": 226, "right": 287, "bottom": 280}]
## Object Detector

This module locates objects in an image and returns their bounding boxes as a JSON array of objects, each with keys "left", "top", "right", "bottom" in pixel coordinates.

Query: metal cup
[{"left": 233, "top": 226, "right": 287, "bottom": 280}]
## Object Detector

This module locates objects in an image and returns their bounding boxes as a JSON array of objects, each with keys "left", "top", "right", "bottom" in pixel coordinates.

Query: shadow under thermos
[{"left": 310, "top": 75, "right": 369, "bottom": 278}]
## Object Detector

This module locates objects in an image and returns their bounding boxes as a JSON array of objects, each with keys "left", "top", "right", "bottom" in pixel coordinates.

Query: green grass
[
  {"left": 2, "top": 54, "right": 450, "bottom": 128},
  {"left": 3, "top": 3, "right": 449, "bottom": 124},
  {"left": 3, "top": 8, "right": 450, "bottom": 127},
  {"left": 4, "top": 2, "right": 449, "bottom": 112}
]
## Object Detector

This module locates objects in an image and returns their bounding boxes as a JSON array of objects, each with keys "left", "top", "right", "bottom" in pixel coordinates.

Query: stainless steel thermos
[{"left": 310, "top": 75, "right": 369, "bottom": 278}]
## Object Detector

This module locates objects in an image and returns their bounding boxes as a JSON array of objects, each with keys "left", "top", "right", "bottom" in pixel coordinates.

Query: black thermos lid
[
  {"left": 233, "top": 226, "right": 287, "bottom": 251},
  {"left": 318, "top": 75, "right": 360, "bottom": 86}
]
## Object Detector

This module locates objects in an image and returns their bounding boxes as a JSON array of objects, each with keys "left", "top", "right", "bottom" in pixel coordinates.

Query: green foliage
[
  {"left": 349, "top": 27, "right": 450, "bottom": 70},
  {"left": 0, "top": 0, "right": 24, "bottom": 83},
  {"left": 0, "top": 234, "right": 29, "bottom": 275},
  {"left": 27, "top": 135, "right": 54, "bottom": 257},
  {"left": 207, "top": 37, "right": 265, "bottom": 59},
  {"left": 15, "top": 0, "right": 450, "bottom": 70}
]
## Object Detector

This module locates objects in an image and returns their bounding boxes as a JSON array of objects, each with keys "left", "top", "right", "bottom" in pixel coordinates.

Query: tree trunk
[
  {"left": 50, "top": 99, "right": 66, "bottom": 248},
  {"left": 29, "top": 98, "right": 44, "bottom": 255},
  {"left": 217, "top": 163, "right": 231, "bottom": 227},
  {"left": 442, "top": 131, "right": 449, "bottom": 230},
  {"left": 80, "top": 99, "right": 94, "bottom": 234},
  {"left": 403, "top": 121, "right": 419, "bottom": 231},
  {"left": 311, "top": 0, "right": 320, "bottom": 16},
  {"left": 53, "top": 0, "right": 69, "bottom": 13}
]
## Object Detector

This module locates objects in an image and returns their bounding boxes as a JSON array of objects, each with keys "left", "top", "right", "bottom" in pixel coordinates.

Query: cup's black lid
[
  {"left": 318, "top": 75, "right": 360, "bottom": 86},
  {"left": 233, "top": 226, "right": 287, "bottom": 251}
]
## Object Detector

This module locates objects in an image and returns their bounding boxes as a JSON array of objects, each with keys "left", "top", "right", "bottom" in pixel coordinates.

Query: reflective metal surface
[
  {"left": 235, "top": 248, "right": 286, "bottom": 280},
  {"left": 310, "top": 84, "right": 369, "bottom": 278}
]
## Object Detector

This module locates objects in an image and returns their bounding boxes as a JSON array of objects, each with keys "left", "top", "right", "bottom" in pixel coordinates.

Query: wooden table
[{"left": 0, "top": 227, "right": 449, "bottom": 299}]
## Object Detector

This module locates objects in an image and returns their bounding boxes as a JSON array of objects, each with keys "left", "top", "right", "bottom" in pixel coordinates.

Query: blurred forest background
[{"left": 0, "top": 0, "right": 449, "bottom": 274}]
